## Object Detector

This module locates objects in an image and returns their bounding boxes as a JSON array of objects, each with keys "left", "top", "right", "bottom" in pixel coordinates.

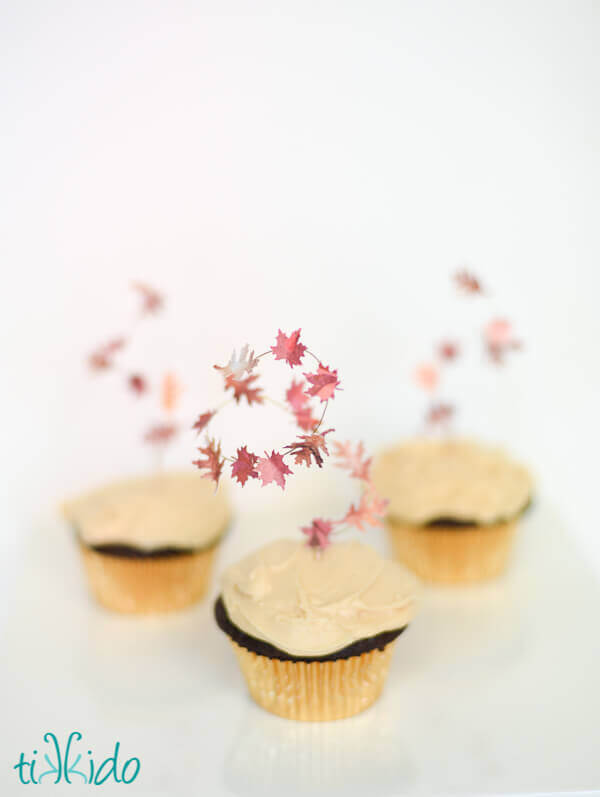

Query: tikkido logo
[{"left": 13, "top": 732, "right": 141, "bottom": 785}]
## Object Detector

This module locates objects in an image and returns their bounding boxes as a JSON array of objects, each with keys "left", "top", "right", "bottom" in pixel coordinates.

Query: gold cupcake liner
[
  {"left": 230, "top": 639, "right": 397, "bottom": 721},
  {"left": 78, "top": 542, "right": 219, "bottom": 614},
  {"left": 386, "top": 518, "right": 517, "bottom": 584}
]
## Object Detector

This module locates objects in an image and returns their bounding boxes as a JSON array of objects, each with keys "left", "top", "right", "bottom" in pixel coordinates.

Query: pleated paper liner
[
  {"left": 386, "top": 518, "right": 518, "bottom": 583},
  {"left": 231, "top": 640, "right": 397, "bottom": 721},
  {"left": 78, "top": 542, "right": 219, "bottom": 613}
]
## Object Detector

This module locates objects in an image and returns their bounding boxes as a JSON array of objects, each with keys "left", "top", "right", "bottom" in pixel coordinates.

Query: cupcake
[
  {"left": 373, "top": 439, "right": 532, "bottom": 584},
  {"left": 215, "top": 539, "right": 418, "bottom": 721},
  {"left": 63, "top": 471, "right": 230, "bottom": 613}
]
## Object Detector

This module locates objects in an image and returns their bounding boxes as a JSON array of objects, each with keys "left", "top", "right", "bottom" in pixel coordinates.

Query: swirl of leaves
[
  {"left": 413, "top": 270, "right": 524, "bottom": 430},
  {"left": 192, "top": 328, "right": 385, "bottom": 548},
  {"left": 86, "top": 283, "right": 184, "bottom": 452}
]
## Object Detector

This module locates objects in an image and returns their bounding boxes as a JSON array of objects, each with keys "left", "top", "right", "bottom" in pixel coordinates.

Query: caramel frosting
[
  {"left": 62, "top": 472, "right": 230, "bottom": 551},
  {"left": 221, "top": 539, "right": 418, "bottom": 657},
  {"left": 372, "top": 438, "right": 532, "bottom": 525}
]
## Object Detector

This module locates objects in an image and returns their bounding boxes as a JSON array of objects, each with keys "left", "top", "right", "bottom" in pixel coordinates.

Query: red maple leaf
[
  {"left": 438, "top": 340, "right": 460, "bottom": 361},
  {"left": 225, "top": 374, "right": 264, "bottom": 406},
  {"left": 426, "top": 402, "right": 455, "bottom": 426},
  {"left": 88, "top": 338, "right": 126, "bottom": 370},
  {"left": 332, "top": 440, "right": 372, "bottom": 481},
  {"left": 294, "top": 406, "right": 319, "bottom": 431},
  {"left": 285, "top": 379, "right": 309, "bottom": 411},
  {"left": 144, "top": 423, "right": 177, "bottom": 445},
  {"left": 303, "top": 363, "right": 340, "bottom": 403},
  {"left": 343, "top": 491, "right": 388, "bottom": 531},
  {"left": 193, "top": 439, "right": 224, "bottom": 484},
  {"left": 132, "top": 282, "right": 163, "bottom": 314},
  {"left": 192, "top": 410, "right": 215, "bottom": 434},
  {"left": 231, "top": 446, "right": 259, "bottom": 486},
  {"left": 256, "top": 450, "right": 293, "bottom": 489},
  {"left": 271, "top": 329, "right": 307, "bottom": 367},
  {"left": 284, "top": 429, "right": 333, "bottom": 468},
  {"left": 301, "top": 518, "right": 334, "bottom": 549}
]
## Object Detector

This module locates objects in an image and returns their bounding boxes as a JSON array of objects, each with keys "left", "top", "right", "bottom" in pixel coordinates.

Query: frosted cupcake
[
  {"left": 373, "top": 439, "right": 532, "bottom": 583},
  {"left": 193, "top": 328, "right": 411, "bottom": 717},
  {"left": 63, "top": 472, "right": 230, "bottom": 613},
  {"left": 215, "top": 539, "right": 418, "bottom": 721}
]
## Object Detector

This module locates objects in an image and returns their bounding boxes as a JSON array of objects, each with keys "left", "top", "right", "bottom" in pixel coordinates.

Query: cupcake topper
[
  {"left": 414, "top": 270, "right": 524, "bottom": 430},
  {"left": 193, "top": 329, "right": 386, "bottom": 549},
  {"left": 87, "top": 283, "right": 182, "bottom": 461}
]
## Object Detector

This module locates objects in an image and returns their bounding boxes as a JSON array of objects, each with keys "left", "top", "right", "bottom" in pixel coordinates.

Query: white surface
[{"left": 2, "top": 493, "right": 600, "bottom": 796}]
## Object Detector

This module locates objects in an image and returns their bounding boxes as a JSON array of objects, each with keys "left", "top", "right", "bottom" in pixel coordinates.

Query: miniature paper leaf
[
  {"left": 256, "top": 450, "right": 293, "bottom": 489},
  {"left": 271, "top": 329, "right": 307, "bottom": 367},
  {"left": 303, "top": 363, "right": 340, "bottom": 402}
]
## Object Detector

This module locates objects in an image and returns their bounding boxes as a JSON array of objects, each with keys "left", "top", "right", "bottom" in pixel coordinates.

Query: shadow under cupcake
[
  {"left": 62, "top": 471, "right": 230, "bottom": 613},
  {"left": 373, "top": 439, "right": 533, "bottom": 584}
]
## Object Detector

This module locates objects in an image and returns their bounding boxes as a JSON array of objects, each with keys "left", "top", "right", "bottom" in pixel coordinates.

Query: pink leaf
[
  {"left": 192, "top": 439, "right": 224, "bottom": 485},
  {"left": 343, "top": 491, "right": 388, "bottom": 531},
  {"left": 484, "top": 319, "right": 522, "bottom": 365},
  {"left": 256, "top": 450, "right": 293, "bottom": 489},
  {"left": 294, "top": 406, "right": 319, "bottom": 431},
  {"left": 231, "top": 446, "right": 259, "bottom": 486},
  {"left": 161, "top": 371, "right": 181, "bottom": 413},
  {"left": 426, "top": 402, "right": 455, "bottom": 426},
  {"left": 128, "top": 373, "right": 147, "bottom": 395},
  {"left": 286, "top": 380, "right": 319, "bottom": 429},
  {"left": 88, "top": 338, "right": 126, "bottom": 371},
  {"left": 144, "top": 423, "right": 177, "bottom": 445},
  {"left": 332, "top": 440, "right": 372, "bottom": 481},
  {"left": 414, "top": 363, "right": 439, "bottom": 392},
  {"left": 285, "top": 379, "right": 309, "bottom": 412},
  {"left": 301, "top": 518, "right": 334, "bottom": 549},
  {"left": 303, "top": 363, "right": 340, "bottom": 403},
  {"left": 192, "top": 410, "right": 215, "bottom": 434},
  {"left": 438, "top": 340, "right": 460, "bottom": 361},
  {"left": 485, "top": 319, "right": 513, "bottom": 346},
  {"left": 454, "top": 269, "right": 484, "bottom": 295},
  {"left": 225, "top": 374, "right": 264, "bottom": 406},
  {"left": 271, "top": 329, "right": 307, "bottom": 367},
  {"left": 132, "top": 282, "right": 163, "bottom": 314}
]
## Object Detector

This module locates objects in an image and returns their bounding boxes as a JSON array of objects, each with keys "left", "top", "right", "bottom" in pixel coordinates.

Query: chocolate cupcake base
[{"left": 215, "top": 597, "right": 406, "bottom": 721}]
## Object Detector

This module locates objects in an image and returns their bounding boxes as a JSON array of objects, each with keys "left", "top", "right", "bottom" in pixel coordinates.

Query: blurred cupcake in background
[
  {"left": 63, "top": 282, "right": 231, "bottom": 613},
  {"left": 373, "top": 438, "right": 532, "bottom": 583},
  {"left": 375, "top": 269, "right": 533, "bottom": 583},
  {"left": 64, "top": 472, "right": 229, "bottom": 613}
]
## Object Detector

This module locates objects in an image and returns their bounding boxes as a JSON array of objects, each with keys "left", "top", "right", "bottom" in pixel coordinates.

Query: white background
[{"left": 1, "top": 1, "right": 600, "bottom": 793}]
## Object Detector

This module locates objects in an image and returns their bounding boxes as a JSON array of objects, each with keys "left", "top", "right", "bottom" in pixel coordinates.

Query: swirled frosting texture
[
  {"left": 221, "top": 539, "right": 418, "bottom": 657},
  {"left": 372, "top": 438, "right": 532, "bottom": 525},
  {"left": 63, "top": 472, "right": 230, "bottom": 551}
]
